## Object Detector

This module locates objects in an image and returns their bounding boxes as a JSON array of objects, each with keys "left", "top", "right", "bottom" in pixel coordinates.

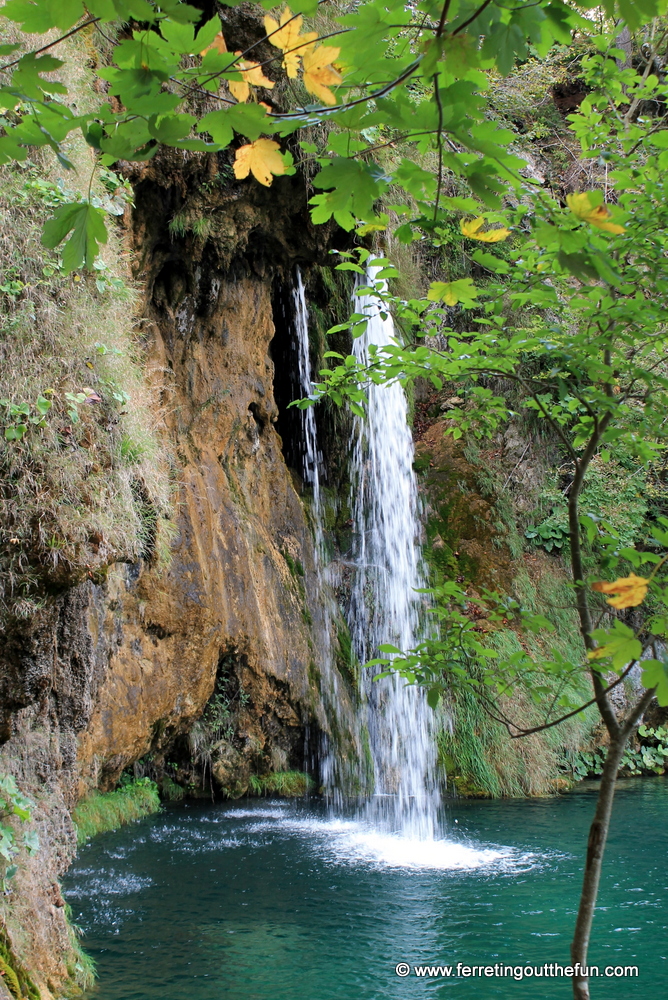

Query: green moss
[
  {"left": 360, "top": 725, "right": 375, "bottom": 791},
  {"left": 335, "top": 619, "right": 360, "bottom": 693},
  {"left": 281, "top": 549, "right": 304, "bottom": 578},
  {"left": 63, "top": 903, "right": 96, "bottom": 995},
  {"left": 437, "top": 690, "right": 505, "bottom": 798},
  {"left": 0, "top": 930, "right": 40, "bottom": 1000},
  {"left": 72, "top": 779, "right": 161, "bottom": 844},
  {"left": 247, "top": 771, "right": 314, "bottom": 797},
  {"left": 160, "top": 775, "right": 185, "bottom": 802},
  {"left": 307, "top": 659, "right": 322, "bottom": 694}
]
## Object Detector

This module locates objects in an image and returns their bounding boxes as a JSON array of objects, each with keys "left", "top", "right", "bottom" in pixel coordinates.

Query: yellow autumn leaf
[
  {"left": 200, "top": 31, "right": 227, "bottom": 57},
  {"left": 302, "top": 45, "right": 342, "bottom": 106},
  {"left": 566, "top": 192, "right": 625, "bottom": 234},
  {"left": 233, "top": 139, "right": 286, "bottom": 187},
  {"left": 356, "top": 221, "right": 387, "bottom": 235},
  {"left": 591, "top": 573, "right": 648, "bottom": 609},
  {"left": 587, "top": 645, "right": 610, "bottom": 661},
  {"left": 460, "top": 217, "right": 511, "bottom": 242},
  {"left": 264, "top": 7, "right": 317, "bottom": 78},
  {"left": 229, "top": 53, "right": 275, "bottom": 103}
]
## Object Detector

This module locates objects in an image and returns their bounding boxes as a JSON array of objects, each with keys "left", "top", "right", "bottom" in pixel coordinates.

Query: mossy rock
[{"left": 0, "top": 932, "right": 40, "bottom": 1000}]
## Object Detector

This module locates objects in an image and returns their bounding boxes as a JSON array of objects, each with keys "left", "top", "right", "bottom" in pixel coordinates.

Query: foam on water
[{"left": 281, "top": 816, "right": 516, "bottom": 871}]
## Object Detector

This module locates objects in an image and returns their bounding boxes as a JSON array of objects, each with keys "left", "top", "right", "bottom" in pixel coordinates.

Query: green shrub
[{"left": 560, "top": 725, "right": 668, "bottom": 779}]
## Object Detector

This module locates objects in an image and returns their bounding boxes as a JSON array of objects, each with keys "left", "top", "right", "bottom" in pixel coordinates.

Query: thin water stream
[{"left": 65, "top": 780, "right": 668, "bottom": 999}]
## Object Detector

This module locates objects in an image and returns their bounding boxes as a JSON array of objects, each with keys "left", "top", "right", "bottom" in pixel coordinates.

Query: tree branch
[
  {"left": 0, "top": 17, "right": 101, "bottom": 72},
  {"left": 476, "top": 659, "right": 639, "bottom": 739}
]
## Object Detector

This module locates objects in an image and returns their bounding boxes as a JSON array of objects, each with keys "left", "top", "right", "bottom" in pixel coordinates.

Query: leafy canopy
[{"left": 1, "top": 0, "right": 661, "bottom": 267}]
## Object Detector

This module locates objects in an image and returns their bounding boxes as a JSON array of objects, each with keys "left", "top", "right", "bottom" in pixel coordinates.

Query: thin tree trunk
[
  {"left": 570, "top": 736, "right": 625, "bottom": 1000},
  {"left": 570, "top": 686, "right": 656, "bottom": 1000}
]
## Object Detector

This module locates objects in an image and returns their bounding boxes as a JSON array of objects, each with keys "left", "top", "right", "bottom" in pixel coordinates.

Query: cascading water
[
  {"left": 348, "top": 264, "right": 439, "bottom": 840},
  {"left": 293, "top": 269, "right": 321, "bottom": 515},
  {"left": 289, "top": 264, "right": 438, "bottom": 836},
  {"left": 291, "top": 270, "right": 349, "bottom": 797}
]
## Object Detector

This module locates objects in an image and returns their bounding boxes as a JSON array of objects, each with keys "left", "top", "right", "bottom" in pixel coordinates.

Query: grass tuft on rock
[
  {"left": 247, "top": 771, "right": 314, "bottom": 797},
  {"left": 72, "top": 779, "right": 161, "bottom": 844}
]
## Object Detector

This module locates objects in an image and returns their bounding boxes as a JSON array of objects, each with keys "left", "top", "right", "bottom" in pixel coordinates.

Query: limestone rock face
[
  {"left": 0, "top": 163, "right": 359, "bottom": 994},
  {"left": 76, "top": 269, "right": 325, "bottom": 789}
]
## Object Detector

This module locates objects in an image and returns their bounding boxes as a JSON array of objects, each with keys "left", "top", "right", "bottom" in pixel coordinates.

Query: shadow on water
[{"left": 64, "top": 779, "right": 668, "bottom": 1000}]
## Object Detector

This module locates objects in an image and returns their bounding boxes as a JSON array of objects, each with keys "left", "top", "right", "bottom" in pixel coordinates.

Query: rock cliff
[{"left": 0, "top": 155, "right": 360, "bottom": 996}]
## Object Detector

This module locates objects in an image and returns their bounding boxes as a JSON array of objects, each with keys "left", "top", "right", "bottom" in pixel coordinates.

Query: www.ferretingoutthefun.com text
[{"left": 394, "top": 962, "right": 639, "bottom": 980}]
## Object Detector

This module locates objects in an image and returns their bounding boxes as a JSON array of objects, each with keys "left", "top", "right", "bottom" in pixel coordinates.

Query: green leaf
[
  {"left": 197, "top": 109, "right": 233, "bottom": 148},
  {"left": 194, "top": 17, "right": 223, "bottom": 52},
  {"left": 311, "top": 158, "right": 389, "bottom": 227},
  {"left": 2, "top": 0, "right": 82, "bottom": 32},
  {"left": 427, "top": 278, "right": 478, "bottom": 307},
  {"left": 589, "top": 621, "right": 642, "bottom": 672},
  {"left": 42, "top": 202, "right": 108, "bottom": 273},
  {"left": 159, "top": 0, "right": 203, "bottom": 22},
  {"left": 159, "top": 18, "right": 196, "bottom": 54},
  {"left": 481, "top": 21, "right": 527, "bottom": 77},
  {"left": 148, "top": 113, "right": 197, "bottom": 144},
  {"left": 22, "top": 829, "right": 40, "bottom": 856},
  {"left": 4, "top": 425, "right": 26, "bottom": 441},
  {"left": 426, "top": 686, "right": 441, "bottom": 709},
  {"left": 470, "top": 249, "right": 511, "bottom": 274},
  {"left": 641, "top": 659, "right": 668, "bottom": 706},
  {"left": 226, "top": 104, "right": 272, "bottom": 142}
]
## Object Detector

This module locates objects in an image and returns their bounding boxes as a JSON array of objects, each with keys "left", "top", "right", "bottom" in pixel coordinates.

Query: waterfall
[
  {"left": 348, "top": 264, "right": 439, "bottom": 840},
  {"left": 289, "top": 265, "right": 438, "bottom": 837},
  {"left": 291, "top": 270, "right": 347, "bottom": 798},
  {"left": 293, "top": 269, "right": 321, "bottom": 513}
]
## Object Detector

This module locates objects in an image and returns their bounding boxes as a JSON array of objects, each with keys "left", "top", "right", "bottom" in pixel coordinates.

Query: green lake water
[{"left": 64, "top": 779, "right": 667, "bottom": 999}]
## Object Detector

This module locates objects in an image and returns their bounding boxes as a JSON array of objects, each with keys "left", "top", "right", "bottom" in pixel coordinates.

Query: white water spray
[{"left": 348, "top": 264, "right": 439, "bottom": 840}]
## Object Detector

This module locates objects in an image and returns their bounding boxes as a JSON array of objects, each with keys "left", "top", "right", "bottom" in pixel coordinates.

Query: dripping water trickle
[
  {"left": 293, "top": 268, "right": 321, "bottom": 517},
  {"left": 291, "top": 269, "right": 340, "bottom": 794}
]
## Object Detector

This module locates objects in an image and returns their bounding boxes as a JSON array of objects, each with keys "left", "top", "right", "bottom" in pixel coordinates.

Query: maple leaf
[
  {"left": 200, "top": 31, "right": 227, "bottom": 57},
  {"left": 427, "top": 278, "right": 478, "bottom": 306},
  {"left": 566, "top": 192, "right": 625, "bottom": 234},
  {"left": 460, "top": 217, "right": 511, "bottom": 242},
  {"left": 233, "top": 139, "right": 286, "bottom": 187},
  {"left": 591, "top": 573, "right": 648, "bottom": 609},
  {"left": 302, "top": 46, "right": 342, "bottom": 106},
  {"left": 229, "top": 54, "right": 275, "bottom": 103},
  {"left": 264, "top": 7, "right": 317, "bottom": 78}
]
